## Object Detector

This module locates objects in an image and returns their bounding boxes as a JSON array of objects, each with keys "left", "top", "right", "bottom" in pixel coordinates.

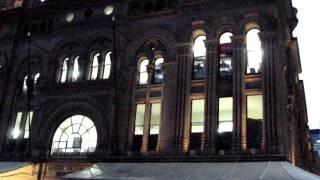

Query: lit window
[
  {"left": 61, "top": 58, "right": 68, "bottom": 83},
  {"left": 51, "top": 115, "right": 97, "bottom": 155},
  {"left": 34, "top": 73, "right": 40, "bottom": 85},
  {"left": 139, "top": 59, "right": 149, "bottom": 85},
  {"left": 153, "top": 58, "right": 164, "bottom": 84},
  {"left": 103, "top": 52, "right": 112, "bottom": 79},
  {"left": 91, "top": 54, "right": 99, "bottom": 80},
  {"left": 193, "top": 35, "right": 206, "bottom": 79},
  {"left": 247, "top": 95, "right": 263, "bottom": 149},
  {"left": 150, "top": 103, "right": 161, "bottom": 135},
  {"left": 134, "top": 104, "right": 145, "bottom": 135},
  {"left": 12, "top": 112, "right": 22, "bottom": 139},
  {"left": 246, "top": 29, "right": 262, "bottom": 74},
  {"left": 218, "top": 97, "right": 233, "bottom": 133},
  {"left": 219, "top": 32, "right": 233, "bottom": 77},
  {"left": 22, "top": 75, "right": 28, "bottom": 94},
  {"left": 190, "top": 99, "right": 204, "bottom": 150},
  {"left": 24, "top": 111, "right": 33, "bottom": 139},
  {"left": 72, "top": 56, "right": 80, "bottom": 81}
]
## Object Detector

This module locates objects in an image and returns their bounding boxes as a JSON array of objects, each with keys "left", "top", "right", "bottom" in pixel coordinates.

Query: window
[
  {"left": 12, "top": 111, "right": 34, "bottom": 139},
  {"left": 192, "top": 36, "right": 206, "bottom": 79},
  {"left": 246, "top": 29, "right": 262, "bottom": 74},
  {"left": 60, "top": 58, "right": 68, "bottom": 83},
  {"left": 148, "top": 103, "right": 161, "bottom": 150},
  {"left": 219, "top": 32, "right": 233, "bottom": 77},
  {"left": 51, "top": 115, "right": 97, "bottom": 155},
  {"left": 34, "top": 73, "right": 40, "bottom": 85},
  {"left": 190, "top": 99, "right": 204, "bottom": 150},
  {"left": 218, "top": 97, "right": 233, "bottom": 133},
  {"left": 153, "top": 58, "right": 164, "bottom": 84},
  {"left": 139, "top": 59, "right": 149, "bottom": 85},
  {"left": 103, "top": 52, "right": 112, "bottom": 79},
  {"left": 72, "top": 56, "right": 79, "bottom": 82},
  {"left": 91, "top": 53, "right": 100, "bottom": 80},
  {"left": 22, "top": 75, "right": 28, "bottom": 94},
  {"left": 247, "top": 95, "right": 263, "bottom": 149}
]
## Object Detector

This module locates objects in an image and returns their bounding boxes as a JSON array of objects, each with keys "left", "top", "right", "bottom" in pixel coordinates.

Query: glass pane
[
  {"left": 153, "top": 58, "right": 164, "bottom": 84},
  {"left": 61, "top": 58, "right": 68, "bottom": 83},
  {"left": 71, "top": 115, "right": 83, "bottom": 124},
  {"left": 193, "top": 35, "right": 206, "bottom": 57},
  {"left": 12, "top": 112, "right": 22, "bottom": 139},
  {"left": 103, "top": 52, "right": 111, "bottom": 79},
  {"left": 193, "top": 56, "right": 205, "bottom": 79},
  {"left": 24, "top": 111, "right": 33, "bottom": 138},
  {"left": 220, "top": 32, "right": 232, "bottom": 44},
  {"left": 34, "top": 73, "right": 40, "bottom": 85},
  {"left": 72, "top": 57, "right": 80, "bottom": 81},
  {"left": 247, "top": 95, "right": 263, "bottom": 120},
  {"left": 191, "top": 99, "right": 205, "bottom": 133},
  {"left": 246, "top": 29, "right": 262, "bottom": 74},
  {"left": 139, "top": 59, "right": 149, "bottom": 85},
  {"left": 135, "top": 104, "right": 145, "bottom": 135},
  {"left": 218, "top": 98, "right": 233, "bottom": 133},
  {"left": 23, "top": 76, "right": 28, "bottom": 93},
  {"left": 91, "top": 54, "right": 99, "bottom": 80},
  {"left": 150, "top": 103, "right": 161, "bottom": 135}
]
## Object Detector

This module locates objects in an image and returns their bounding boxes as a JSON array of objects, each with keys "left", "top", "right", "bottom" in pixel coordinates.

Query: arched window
[
  {"left": 139, "top": 59, "right": 149, "bottom": 85},
  {"left": 246, "top": 29, "right": 262, "bottom": 74},
  {"left": 219, "top": 32, "right": 233, "bottom": 77},
  {"left": 60, "top": 58, "right": 68, "bottom": 83},
  {"left": 153, "top": 57, "right": 164, "bottom": 84},
  {"left": 193, "top": 35, "right": 206, "bottom": 79},
  {"left": 22, "top": 75, "right": 28, "bottom": 94},
  {"left": 103, "top": 52, "right": 112, "bottom": 79},
  {"left": 72, "top": 56, "right": 80, "bottom": 82},
  {"left": 34, "top": 73, "right": 40, "bottom": 85},
  {"left": 91, "top": 53, "right": 100, "bottom": 80},
  {"left": 51, "top": 115, "right": 98, "bottom": 155}
]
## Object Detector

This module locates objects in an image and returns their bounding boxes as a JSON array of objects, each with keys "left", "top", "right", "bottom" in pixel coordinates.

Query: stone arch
[
  {"left": 36, "top": 99, "right": 111, "bottom": 157},
  {"left": 238, "top": 11, "right": 277, "bottom": 34}
]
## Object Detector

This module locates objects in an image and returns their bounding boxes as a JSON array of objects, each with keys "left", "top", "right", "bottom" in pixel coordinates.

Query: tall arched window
[
  {"left": 219, "top": 32, "right": 233, "bottom": 77},
  {"left": 60, "top": 58, "right": 68, "bottom": 83},
  {"left": 193, "top": 35, "right": 206, "bottom": 79},
  {"left": 72, "top": 56, "right": 80, "bottom": 82},
  {"left": 153, "top": 57, "right": 164, "bottom": 84},
  {"left": 246, "top": 29, "right": 262, "bottom": 74},
  {"left": 139, "top": 59, "right": 149, "bottom": 85},
  {"left": 51, "top": 115, "right": 98, "bottom": 155},
  {"left": 22, "top": 75, "right": 28, "bottom": 94},
  {"left": 103, "top": 52, "right": 111, "bottom": 79},
  {"left": 91, "top": 53, "right": 100, "bottom": 80}
]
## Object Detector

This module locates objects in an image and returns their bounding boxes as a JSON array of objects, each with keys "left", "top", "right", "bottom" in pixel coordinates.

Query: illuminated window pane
[
  {"left": 51, "top": 115, "right": 97, "bottom": 155},
  {"left": 72, "top": 56, "right": 80, "bottom": 81},
  {"left": 103, "top": 52, "right": 112, "bottom": 79},
  {"left": 247, "top": 95, "right": 263, "bottom": 149},
  {"left": 191, "top": 99, "right": 205, "bottom": 133},
  {"left": 91, "top": 53, "right": 99, "bottom": 80},
  {"left": 61, "top": 58, "right": 68, "bottom": 83},
  {"left": 246, "top": 29, "right": 262, "bottom": 74},
  {"left": 134, "top": 104, "right": 145, "bottom": 135},
  {"left": 12, "top": 112, "right": 22, "bottom": 139},
  {"left": 34, "top": 73, "right": 40, "bottom": 85},
  {"left": 193, "top": 36, "right": 206, "bottom": 57},
  {"left": 24, "top": 111, "right": 33, "bottom": 139},
  {"left": 22, "top": 76, "right": 28, "bottom": 94},
  {"left": 218, "top": 97, "right": 233, "bottom": 133},
  {"left": 139, "top": 59, "right": 149, "bottom": 85},
  {"left": 153, "top": 58, "right": 164, "bottom": 84},
  {"left": 150, "top": 103, "right": 161, "bottom": 135}
]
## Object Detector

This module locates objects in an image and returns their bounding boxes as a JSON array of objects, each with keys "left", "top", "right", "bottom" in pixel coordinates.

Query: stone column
[
  {"left": 158, "top": 62, "right": 177, "bottom": 154},
  {"left": 260, "top": 31, "right": 278, "bottom": 154},
  {"left": 203, "top": 39, "right": 219, "bottom": 154},
  {"left": 174, "top": 43, "right": 192, "bottom": 154},
  {"left": 231, "top": 35, "right": 246, "bottom": 154},
  {"left": 141, "top": 64, "right": 154, "bottom": 152}
]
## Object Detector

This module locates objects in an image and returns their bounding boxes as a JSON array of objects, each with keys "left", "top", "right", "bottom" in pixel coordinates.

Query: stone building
[{"left": 0, "top": 0, "right": 315, "bottom": 179}]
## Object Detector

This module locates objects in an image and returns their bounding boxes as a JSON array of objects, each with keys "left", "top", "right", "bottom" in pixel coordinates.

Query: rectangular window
[
  {"left": 24, "top": 111, "right": 33, "bottom": 139},
  {"left": 190, "top": 99, "right": 204, "bottom": 150},
  {"left": 247, "top": 95, "right": 263, "bottom": 149},
  {"left": 133, "top": 104, "right": 145, "bottom": 151},
  {"left": 148, "top": 103, "right": 161, "bottom": 151},
  {"left": 12, "top": 112, "right": 22, "bottom": 139},
  {"left": 218, "top": 97, "right": 233, "bottom": 133},
  {"left": 192, "top": 57, "right": 205, "bottom": 79}
]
